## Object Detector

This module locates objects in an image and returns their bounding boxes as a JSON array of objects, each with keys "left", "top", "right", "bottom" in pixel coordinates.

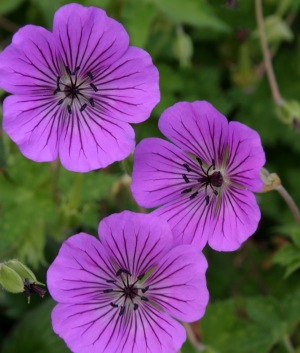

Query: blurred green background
[{"left": 0, "top": 0, "right": 300, "bottom": 352}]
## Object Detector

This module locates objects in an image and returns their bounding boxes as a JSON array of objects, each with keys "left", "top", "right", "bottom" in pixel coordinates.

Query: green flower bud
[
  {"left": 0, "top": 263, "right": 24, "bottom": 293},
  {"left": 276, "top": 100, "right": 300, "bottom": 127}
]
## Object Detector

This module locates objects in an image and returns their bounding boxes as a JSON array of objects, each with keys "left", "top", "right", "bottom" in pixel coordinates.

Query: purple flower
[
  {"left": 131, "top": 101, "right": 265, "bottom": 251},
  {"left": 47, "top": 211, "right": 208, "bottom": 353},
  {"left": 0, "top": 4, "right": 159, "bottom": 172}
]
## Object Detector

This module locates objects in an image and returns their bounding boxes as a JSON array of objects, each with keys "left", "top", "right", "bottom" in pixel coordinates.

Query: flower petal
[
  {"left": 227, "top": 121, "right": 265, "bottom": 192},
  {"left": 3, "top": 95, "right": 60, "bottom": 162},
  {"left": 0, "top": 25, "right": 59, "bottom": 94},
  {"left": 53, "top": 4, "right": 128, "bottom": 73},
  {"left": 52, "top": 302, "right": 121, "bottom": 353},
  {"left": 131, "top": 138, "right": 200, "bottom": 208},
  {"left": 94, "top": 46, "right": 160, "bottom": 123},
  {"left": 208, "top": 187, "right": 261, "bottom": 251},
  {"left": 47, "top": 233, "right": 115, "bottom": 304},
  {"left": 146, "top": 245, "right": 209, "bottom": 322},
  {"left": 117, "top": 305, "right": 186, "bottom": 353},
  {"left": 152, "top": 193, "right": 215, "bottom": 250},
  {"left": 58, "top": 110, "right": 135, "bottom": 172},
  {"left": 158, "top": 101, "right": 228, "bottom": 166},
  {"left": 98, "top": 211, "right": 174, "bottom": 277}
]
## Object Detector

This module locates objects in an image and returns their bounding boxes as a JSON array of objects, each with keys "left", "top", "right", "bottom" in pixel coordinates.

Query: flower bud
[{"left": 0, "top": 263, "right": 24, "bottom": 293}]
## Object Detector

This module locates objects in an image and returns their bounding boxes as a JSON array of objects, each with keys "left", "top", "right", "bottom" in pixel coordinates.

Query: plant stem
[
  {"left": 282, "top": 336, "right": 295, "bottom": 353},
  {"left": 255, "top": 0, "right": 283, "bottom": 106},
  {"left": 183, "top": 323, "right": 206, "bottom": 352},
  {"left": 276, "top": 185, "right": 300, "bottom": 226}
]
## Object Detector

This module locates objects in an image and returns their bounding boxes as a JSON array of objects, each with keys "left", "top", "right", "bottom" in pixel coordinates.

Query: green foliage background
[{"left": 0, "top": 0, "right": 300, "bottom": 352}]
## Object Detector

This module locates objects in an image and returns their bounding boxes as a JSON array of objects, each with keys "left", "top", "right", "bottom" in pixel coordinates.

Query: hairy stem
[
  {"left": 282, "top": 336, "right": 295, "bottom": 353},
  {"left": 276, "top": 185, "right": 300, "bottom": 226},
  {"left": 255, "top": 0, "right": 283, "bottom": 106}
]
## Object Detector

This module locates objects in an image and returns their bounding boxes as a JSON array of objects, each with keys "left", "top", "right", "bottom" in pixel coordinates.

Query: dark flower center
[
  {"left": 53, "top": 66, "right": 97, "bottom": 114},
  {"left": 181, "top": 158, "right": 224, "bottom": 205},
  {"left": 103, "top": 268, "right": 149, "bottom": 316}
]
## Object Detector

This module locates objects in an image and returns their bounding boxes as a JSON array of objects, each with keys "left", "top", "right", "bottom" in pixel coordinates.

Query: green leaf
[
  {"left": 147, "top": 0, "right": 230, "bottom": 32},
  {"left": 1, "top": 300, "right": 71, "bottom": 353},
  {"left": 0, "top": 0, "right": 24, "bottom": 14}
]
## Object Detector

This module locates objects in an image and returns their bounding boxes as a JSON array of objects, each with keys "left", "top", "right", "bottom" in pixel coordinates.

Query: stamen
[
  {"left": 213, "top": 190, "right": 218, "bottom": 196},
  {"left": 67, "top": 105, "right": 72, "bottom": 114},
  {"left": 72, "top": 66, "right": 80, "bottom": 75},
  {"left": 57, "top": 99, "right": 64, "bottom": 105},
  {"left": 87, "top": 71, "right": 94, "bottom": 80},
  {"left": 196, "top": 157, "right": 202, "bottom": 166},
  {"left": 89, "top": 98, "right": 95, "bottom": 107},
  {"left": 119, "top": 306, "right": 125, "bottom": 316},
  {"left": 212, "top": 159, "right": 215, "bottom": 170},
  {"left": 106, "top": 280, "right": 116, "bottom": 284},
  {"left": 103, "top": 289, "right": 114, "bottom": 293},
  {"left": 66, "top": 66, "right": 72, "bottom": 76},
  {"left": 182, "top": 174, "right": 190, "bottom": 183},
  {"left": 183, "top": 163, "right": 191, "bottom": 172},
  {"left": 110, "top": 303, "right": 118, "bottom": 308},
  {"left": 134, "top": 303, "right": 139, "bottom": 310},
  {"left": 116, "top": 269, "right": 131, "bottom": 277},
  {"left": 182, "top": 188, "right": 192, "bottom": 194},
  {"left": 90, "top": 83, "right": 98, "bottom": 92},
  {"left": 205, "top": 195, "right": 209, "bottom": 206},
  {"left": 142, "top": 286, "right": 149, "bottom": 293},
  {"left": 141, "top": 296, "right": 149, "bottom": 302},
  {"left": 80, "top": 103, "right": 87, "bottom": 112},
  {"left": 190, "top": 192, "right": 198, "bottom": 200},
  {"left": 137, "top": 273, "right": 145, "bottom": 281}
]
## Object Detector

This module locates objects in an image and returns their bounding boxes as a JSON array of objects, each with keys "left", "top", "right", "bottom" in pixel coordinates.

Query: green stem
[
  {"left": 276, "top": 185, "right": 300, "bottom": 226},
  {"left": 282, "top": 336, "right": 295, "bottom": 353},
  {"left": 255, "top": 0, "right": 283, "bottom": 106}
]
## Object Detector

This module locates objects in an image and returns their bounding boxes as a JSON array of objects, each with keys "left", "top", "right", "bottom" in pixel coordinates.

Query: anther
[
  {"left": 80, "top": 103, "right": 87, "bottom": 112},
  {"left": 134, "top": 303, "right": 139, "bottom": 311},
  {"left": 183, "top": 163, "right": 191, "bottom": 172},
  {"left": 89, "top": 98, "right": 95, "bottom": 107},
  {"left": 72, "top": 66, "right": 80, "bottom": 75},
  {"left": 106, "top": 279, "right": 116, "bottom": 284},
  {"left": 57, "top": 99, "right": 64, "bottom": 105},
  {"left": 205, "top": 195, "right": 209, "bottom": 206},
  {"left": 142, "top": 286, "right": 149, "bottom": 293},
  {"left": 182, "top": 188, "right": 192, "bottom": 194},
  {"left": 212, "top": 159, "right": 216, "bottom": 170},
  {"left": 137, "top": 273, "right": 145, "bottom": 281},
  {"left": 103, "top": 289, "right": 114, "bottom": 293},
  {"left": 196, "top": 157, "right": 202, "bottom": 166},
  {"left": 67, "top": 105, "right": 72, "bottom": 114},
  {"left": 141, "top": 296, "right": 149, "bottom": 302},
  {"left": 90, "top": 83, "right": 98, "bottom": 92},
  {"left": 182, "top": 174, "right": 190, "bottom": 183},
  {"left": 66, "top": 66, "right": 72, "bottom": 76},
  {"left": 119, "top": 306, "right": 125, "bottom": 316},
  {"left": 110, "top": 303, "right": 118, "bottom": 308},
  {"left": 87, "top": 71, "right": 94, "bottom": 80},
  {"left": 213, "top": 190, "right": 218, "bottom": 196},
  {"left": 190, "top": 192, "right": 198, "bottom": 200}
]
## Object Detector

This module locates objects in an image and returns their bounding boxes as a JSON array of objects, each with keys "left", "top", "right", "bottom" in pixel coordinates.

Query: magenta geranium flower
[
  {"left": 47, "top": 211, "right": 208, "bottom": 353},
  {"left": 131, "top": 101, "right": 266, "bottom": 251},
  {"left": 0, "top": 4, "right": 159, "bottom": 172}
]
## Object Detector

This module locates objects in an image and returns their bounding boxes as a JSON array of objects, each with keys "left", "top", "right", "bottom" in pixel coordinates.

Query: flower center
[
  {"left": 53, "top": 66, "right": 97, "bottom": 114},
  {"left": 181, "top": 158, "right": 224, "bottom": 205},
  {"left": 103, "top": 268, "right": 150, "bottom": 316}
]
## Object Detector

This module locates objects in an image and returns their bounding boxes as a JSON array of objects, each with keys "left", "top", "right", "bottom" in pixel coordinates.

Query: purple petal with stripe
[
  {"left": 3, "top": 95, "right": 60, "bottom": 162},
  {"left": 98, "top": 211, "right": 173, "bottom": 277},
  {"left": 152, "top": 193, "right": 215, "bottom": 249},
  {"left": 227, "top": 121, "right": 265, "bottom": 192},
  {"left": 146, "top": 245, "right": 209, "bottom": 322},
  {"left": 158, "top": 101, "right": 228, "bottom": 166},
  {"left": 131, "top": 138, "right": 200, "bottom": 208},
  {"left": 58, "top": 109, "right": 135, "bottom": 172},
  {"left": 53, "top": 4, "right": 128, "bottom": 74},
  {"left": 0, "top": 25, "right": 60, "bottom": 94},
  {"left": 208, "top": 187, "right": 261, "bottom": 251},
  {"left": 47, "top": 233, "right": 115, "bottom": 304}
]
